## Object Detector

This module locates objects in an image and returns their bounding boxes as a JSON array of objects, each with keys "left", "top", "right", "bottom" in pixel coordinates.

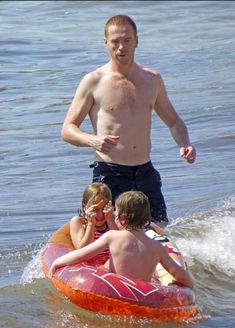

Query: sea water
[{"left": 1, "top": 1, "right": 235, "bottom": 327}]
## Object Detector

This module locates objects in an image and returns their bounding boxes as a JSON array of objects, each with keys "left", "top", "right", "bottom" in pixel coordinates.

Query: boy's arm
[
  {"left": 49, "top": 231, "right": 112, "bottom": 277},
  {"left": 159, "top": 245, "right": 194, "bottom": 289}
]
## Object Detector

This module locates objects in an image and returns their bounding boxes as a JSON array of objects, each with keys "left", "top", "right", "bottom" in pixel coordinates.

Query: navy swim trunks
[{"left": 90, "top": 161, "right": 168, "bottom": 225}]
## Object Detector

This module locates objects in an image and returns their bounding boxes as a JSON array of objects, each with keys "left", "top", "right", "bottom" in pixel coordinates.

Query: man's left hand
[{"left": 180, "top": 145, "right": 196, "bottom": 164}]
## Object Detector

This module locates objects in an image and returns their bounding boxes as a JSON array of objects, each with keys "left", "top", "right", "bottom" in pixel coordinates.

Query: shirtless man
[
  {"left": 61, "top": 15, "right": 196, "bottom": 227},
  {"left": 49, "top": 191, "right": 193, "bottom": 289}
]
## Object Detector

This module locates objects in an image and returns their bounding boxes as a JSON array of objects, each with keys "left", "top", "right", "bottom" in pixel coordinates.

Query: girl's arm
[{"left": 70, "top": 215, "right": 95, "bottom": 249}]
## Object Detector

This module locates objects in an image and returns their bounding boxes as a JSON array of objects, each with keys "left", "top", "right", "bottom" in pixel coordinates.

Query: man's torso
[{"left": 89, "top": 64, "right": 160, "bottom": 165}]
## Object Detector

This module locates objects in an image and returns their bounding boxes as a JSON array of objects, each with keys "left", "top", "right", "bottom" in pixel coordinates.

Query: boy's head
[{"left": 115, "top": 191, "right": 151, "bottom": 230}]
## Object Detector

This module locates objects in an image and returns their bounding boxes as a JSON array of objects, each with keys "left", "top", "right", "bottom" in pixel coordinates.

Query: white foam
[
  {"left": 20, "top": 247, "right": 45, "bottom": 284},
  {"left": 175, "top": 213, "right": 235, "bottom": 277}
]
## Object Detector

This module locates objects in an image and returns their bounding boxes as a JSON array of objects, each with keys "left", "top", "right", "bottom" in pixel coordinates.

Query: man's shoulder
[
  {"left": 82, "top": 67, "right": 105, "bottom": 86},
  {"left": 83, "top": 65, "right": 107, "bottom": 82},
  {"left": 138, "top": 64, "right": 162, "bottom": 80}
]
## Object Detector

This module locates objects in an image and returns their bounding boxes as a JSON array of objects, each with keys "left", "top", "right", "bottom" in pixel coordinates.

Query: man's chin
[{"left": 116, "top": 56, "right": 129, "bottom": 63}]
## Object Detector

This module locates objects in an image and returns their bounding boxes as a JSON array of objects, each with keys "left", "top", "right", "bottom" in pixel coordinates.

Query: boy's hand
[
  {"left": 103, "top": 201, "right": 114, "bottom": 221},
  {"left": 49, "top": 261, "right": 58, "bottom": 278}
]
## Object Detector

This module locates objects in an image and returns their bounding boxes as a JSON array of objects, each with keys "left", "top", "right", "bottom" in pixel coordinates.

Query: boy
[{"left": 49, "top": 191, "right": 193, "bottom": 288}]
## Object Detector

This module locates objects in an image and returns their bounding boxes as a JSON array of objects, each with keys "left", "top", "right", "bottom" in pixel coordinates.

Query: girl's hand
[{"left": 84, "top": 204, "right": 97, "bottom": 224}]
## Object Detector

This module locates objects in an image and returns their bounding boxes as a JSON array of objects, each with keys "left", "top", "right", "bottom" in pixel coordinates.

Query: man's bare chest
[{"left": 94, "top": 76, "right": 154, "bottom": 111}]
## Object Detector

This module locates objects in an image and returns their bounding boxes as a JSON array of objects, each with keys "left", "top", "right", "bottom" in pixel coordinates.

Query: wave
[
  {"left": 20, "top": 197, "right": 235, "bottom": 286},
  {"left": 20, "top": 247, "right": 45, "bottom": 284},
  {"left": 169, "top": 196, "right": 235, "bottom": 277}
]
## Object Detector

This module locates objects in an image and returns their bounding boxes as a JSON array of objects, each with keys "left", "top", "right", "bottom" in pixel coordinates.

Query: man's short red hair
[{"left": 104, "top": 15, "right": 137, "bottom": 37}]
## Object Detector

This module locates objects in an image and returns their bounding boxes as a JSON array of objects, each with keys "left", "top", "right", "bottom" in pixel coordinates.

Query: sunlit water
[{"left": 1, "top": 1, "right": 235, "bottom": 327}]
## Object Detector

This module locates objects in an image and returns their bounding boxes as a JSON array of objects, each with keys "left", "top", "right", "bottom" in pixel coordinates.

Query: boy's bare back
[{"left": 104, "top": 229, "right": 163, "bottom": 281}]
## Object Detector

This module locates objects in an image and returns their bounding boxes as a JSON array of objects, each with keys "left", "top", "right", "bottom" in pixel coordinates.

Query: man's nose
[{"left": 118, "top": 42, "right": 124, "bottom": 50}]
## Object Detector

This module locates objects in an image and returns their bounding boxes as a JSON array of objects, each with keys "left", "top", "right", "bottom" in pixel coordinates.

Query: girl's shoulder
[{"left": 70, "top": 215, "right": 87, "bottom": 227}]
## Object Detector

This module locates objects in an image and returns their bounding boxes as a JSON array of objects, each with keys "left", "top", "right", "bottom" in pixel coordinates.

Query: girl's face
[{"left": 86, "top": 196, "right": 108, "bottom": 227}]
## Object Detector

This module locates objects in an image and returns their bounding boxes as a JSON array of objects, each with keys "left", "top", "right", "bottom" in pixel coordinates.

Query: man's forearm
[
  {"left": 61, "top": 123, "right": 95, "bottom": 147},
  {"left": 170, "top": 118, "right": 191, "bottom": 148}
]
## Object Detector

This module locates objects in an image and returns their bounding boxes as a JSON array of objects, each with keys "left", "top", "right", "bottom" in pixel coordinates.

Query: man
[
  {"left": 49, "top": 191, "right": 193, "bottom": 289},
  {"left": 61, "top": 15, "right": 196, "bottom": 227}
]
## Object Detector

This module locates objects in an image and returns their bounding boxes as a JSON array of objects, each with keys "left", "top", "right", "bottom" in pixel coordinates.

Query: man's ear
[
  {"left": 135, "top": 35, "right": 138, "bottom": 48},
  {"left": 104, "top": 37, "right": 107, "bottom": 45}
]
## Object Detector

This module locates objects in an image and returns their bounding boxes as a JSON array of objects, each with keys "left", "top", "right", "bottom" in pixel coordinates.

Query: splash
[
  {"left": 20, "top": 247, "right": 45, "bottom": 284},
  {"left": 171, "top": 197, "right": 235, "bottom": 277}
]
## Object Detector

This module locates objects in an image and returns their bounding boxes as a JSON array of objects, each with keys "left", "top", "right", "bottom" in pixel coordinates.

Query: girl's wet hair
[
  {"left": 115, "top": 191, "right": 151, "bottom": 230},
  {"left": 82, "top": 183, "right": 112, "bottom": 205}
]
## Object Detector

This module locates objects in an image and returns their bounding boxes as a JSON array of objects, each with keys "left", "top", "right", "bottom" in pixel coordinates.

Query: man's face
[{"left": 104, "top": 24, "right": 138, "bottom": 65}]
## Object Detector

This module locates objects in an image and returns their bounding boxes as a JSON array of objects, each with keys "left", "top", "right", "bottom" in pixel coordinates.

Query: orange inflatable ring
[{"left": 42, "top": 222, "right": 199, "bottom": 322}]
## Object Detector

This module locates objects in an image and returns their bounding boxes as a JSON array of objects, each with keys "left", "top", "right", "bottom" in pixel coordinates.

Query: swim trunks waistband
[{"left": 89, "top": 161, "right": 152, "bottom": 170}]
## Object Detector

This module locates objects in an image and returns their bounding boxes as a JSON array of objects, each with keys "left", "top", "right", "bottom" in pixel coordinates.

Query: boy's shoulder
[{"left": 104, "top": 229, "right": 126, "bottom": 239}]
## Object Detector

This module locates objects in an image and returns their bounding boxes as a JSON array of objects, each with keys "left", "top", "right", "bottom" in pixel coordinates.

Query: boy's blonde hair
[
  {"left": 82, "top": 183, "right": 112, "bottom": 205},
  {"left": 115, "top": 191, "right": 151, "bottom": 230},
  {"left": 104, "top": 15, "right": 137, "bottom": 37}
]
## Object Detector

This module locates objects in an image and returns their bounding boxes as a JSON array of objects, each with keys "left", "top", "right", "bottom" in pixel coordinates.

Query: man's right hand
[{"left": 88, "top": 135, "right": 120, "bottom": 153}]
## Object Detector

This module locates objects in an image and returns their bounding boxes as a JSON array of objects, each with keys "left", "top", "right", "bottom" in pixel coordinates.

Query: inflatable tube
[{"left": 42, "top": 223, "right": 199, "bottom": 322}]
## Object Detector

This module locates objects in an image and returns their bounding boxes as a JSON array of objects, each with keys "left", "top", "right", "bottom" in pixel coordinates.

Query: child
[
  {"left": 70, "top": 182, "right": 118, "bottom": 249},
  {"left": 49, "top": 191, "right": 193, "bottom": 289}
]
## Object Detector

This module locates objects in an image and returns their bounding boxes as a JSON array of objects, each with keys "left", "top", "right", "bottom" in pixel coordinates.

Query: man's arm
[
  {"left": 61, "top": 74, "right": 96, "bottom": 147},
  {"left": 154, "top": 75, "right": 196, "bottom": 164},
  {"left": 49, "top": 231, "right": 112, "bottom": 277},
  {"left": 61, "top": 73, "right": 120, "bottom": 153}
]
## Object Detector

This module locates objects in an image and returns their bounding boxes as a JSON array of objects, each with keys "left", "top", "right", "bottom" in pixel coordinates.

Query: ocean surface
[{"left": 1, "top": 1, "right": 235, "bottom": 327}]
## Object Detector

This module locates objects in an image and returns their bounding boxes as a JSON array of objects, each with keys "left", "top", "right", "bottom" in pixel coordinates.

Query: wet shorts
[{"left": 90, "top": 161, "right": 168, "bottom": 225}]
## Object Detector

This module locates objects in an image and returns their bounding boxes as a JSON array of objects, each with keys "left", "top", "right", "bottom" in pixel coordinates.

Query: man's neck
[{"left": 109, "top": 60, "right": 136, "bottom": 77}]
